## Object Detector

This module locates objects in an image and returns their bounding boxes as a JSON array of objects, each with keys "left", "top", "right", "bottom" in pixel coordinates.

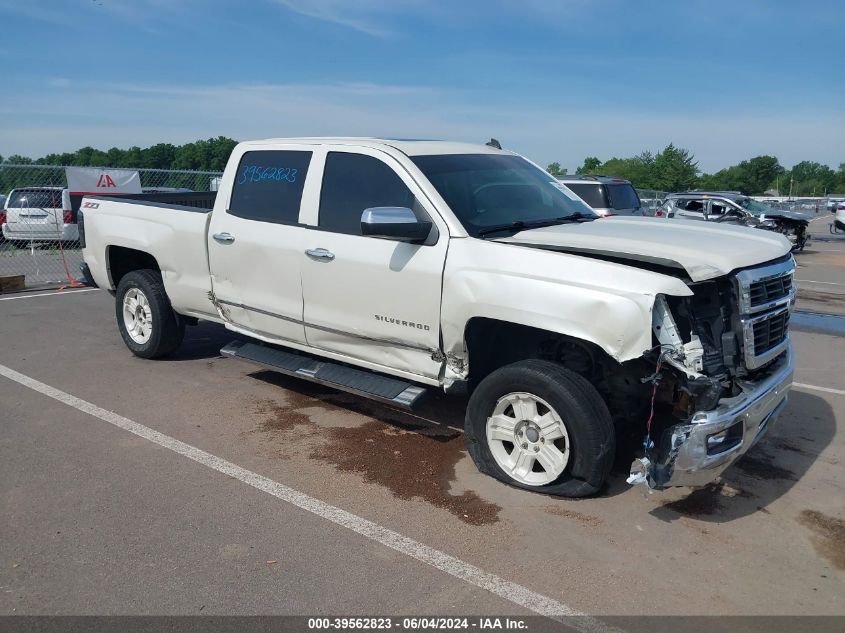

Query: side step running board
[{"left": 220, "top": 340, "right": 428, "bottom": 410}]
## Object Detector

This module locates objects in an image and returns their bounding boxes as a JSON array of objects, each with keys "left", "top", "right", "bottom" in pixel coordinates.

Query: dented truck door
[{"left": 299, "top": 147, "right": 447, "bottom": 381}]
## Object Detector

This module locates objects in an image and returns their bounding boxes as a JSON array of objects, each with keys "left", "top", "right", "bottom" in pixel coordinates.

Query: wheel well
[
  {"left": 464, "top": 318, "right": 651, "bottom": 433},
  {"left": 464, "top": 318, "right": 609, "bottom": 385},
  {"left": 108, "top": 246, "right": 160, "bottom": 288}
]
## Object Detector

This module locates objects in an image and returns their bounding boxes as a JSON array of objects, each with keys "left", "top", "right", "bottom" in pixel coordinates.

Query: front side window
[
  {"left": 319, "top": 152, "right": 416, "bottom": 235},
  {"left": 229, "top": 150, "right": 312, "bottom": 224},
  {"left": 411, "top": 154, "right": 596, "bottom": 237}
]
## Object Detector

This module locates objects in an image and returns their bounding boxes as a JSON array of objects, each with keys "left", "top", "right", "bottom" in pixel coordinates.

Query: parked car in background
[
  {"left": 656, "top": 192, "right": 810, "bottom": 251},
  {"left": 2, "top": 187, "right": 78, "bottom": 246},
  {"left": 834, "top": 202, "right": 845, "bottom": 232},
  {"left": 828, "top": 198, "right": 843, "bottom": 213},
  {"left": 556, "top": 175, "right": 645, "bottom": 216},
  {"left": 0, "top": 194, "right": 6, "bottom": 243}
]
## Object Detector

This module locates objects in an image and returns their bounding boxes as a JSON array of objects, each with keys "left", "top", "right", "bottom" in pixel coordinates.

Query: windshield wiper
[{"left": 477, "top": 213, "right": 594, "bottom": 237}]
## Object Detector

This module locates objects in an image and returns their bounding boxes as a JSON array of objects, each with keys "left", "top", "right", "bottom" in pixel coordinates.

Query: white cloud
[{"left": 0, "top": 80, "right": 842, "bottom": 171}]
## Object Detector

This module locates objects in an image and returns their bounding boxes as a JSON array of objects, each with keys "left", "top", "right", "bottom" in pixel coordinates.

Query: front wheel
[
  {"left": 115, "top": 269, "right": 185, "bottom": 359},
  {"left": 465, "top": 359, "right": 615, "bottom": 497}
]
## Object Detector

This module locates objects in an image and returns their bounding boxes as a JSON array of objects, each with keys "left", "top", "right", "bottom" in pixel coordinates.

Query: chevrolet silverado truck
[{"left": 79, "top": 138, "right": 796, "bottom": 497}]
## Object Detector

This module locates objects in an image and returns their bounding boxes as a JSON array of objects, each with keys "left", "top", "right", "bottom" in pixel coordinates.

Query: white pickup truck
[{"left": 79, "top": 138, "right": 796, "bottom": 497}]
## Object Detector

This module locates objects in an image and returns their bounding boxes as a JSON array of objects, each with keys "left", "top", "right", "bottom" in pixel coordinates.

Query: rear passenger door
[
  {"left": 207, "top": 146, "right": 316, "bottom": 344},
  {"left": 299, "top": 148, "right": 448, "bottom": 381}
]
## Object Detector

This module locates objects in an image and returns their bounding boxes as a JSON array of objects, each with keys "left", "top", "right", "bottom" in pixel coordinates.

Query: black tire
[
  {"left": 465, "top": 359, "right": 615, "bottom": 497},
  {"left": 115, "top": 269, "right": 185, "bottom": 359}
]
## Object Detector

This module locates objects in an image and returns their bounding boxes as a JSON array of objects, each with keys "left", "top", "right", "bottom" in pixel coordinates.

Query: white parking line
[
  {"left": 0, "top": 288, "right": 98, "bottom": 302},
  {"left": 795, "top": 279, "right": 845, "bottom": 287},
  {"left": 0, "top": 362, "right": 615, "bottom": 633},
  {"left": 794, "top": 382, "right": 845, "bottom": 396}
]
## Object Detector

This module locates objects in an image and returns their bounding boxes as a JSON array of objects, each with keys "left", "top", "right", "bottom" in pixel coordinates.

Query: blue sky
[{"left": 0, "top": 0, "right": 842, "bottom": 172}]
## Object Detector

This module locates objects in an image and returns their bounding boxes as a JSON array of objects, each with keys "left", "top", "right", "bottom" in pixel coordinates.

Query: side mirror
[{"left": 361, "top": 207, "right": 432, "bottom": 243}]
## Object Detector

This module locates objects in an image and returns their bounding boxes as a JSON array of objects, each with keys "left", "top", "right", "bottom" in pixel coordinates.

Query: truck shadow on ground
[
  {"left": 169, "top": 326, "right": 835, "bottom": 521},
  {"left": 166, "top": 322, "right": 249, "bottom": 361},
  {"left": 648, "top": 390, "right": 835, "bottom": 523}
]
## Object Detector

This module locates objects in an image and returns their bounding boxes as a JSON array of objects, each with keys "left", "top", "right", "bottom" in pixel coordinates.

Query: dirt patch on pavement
[
  {"left": 254, "top": 396, "right": 324, "bottom": 432},
  {"left": 798, "top": 510, "right": 845, "bottom": 569},
  {"left": 543, "top": 505, "right": 602, "bottom": 527},
  {"left": 310, "top": 420, "right": 501, "bottom": 526},
  {"left": 251, "top": 384, "right": 499, "bottom": 526}
]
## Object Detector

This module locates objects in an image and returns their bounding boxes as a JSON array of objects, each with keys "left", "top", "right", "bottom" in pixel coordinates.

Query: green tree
[
  {"left": 651, "top": 144, "right": 698, "bottom": 192},
  {"left": 576, "top": 156, "right": 602, "bottom": 174},
  {"left": 546, "top": 161, "right": 566, "bottom": 176},
  {"left": 785, "top": 161, "right": 836, "bottom": 196}
]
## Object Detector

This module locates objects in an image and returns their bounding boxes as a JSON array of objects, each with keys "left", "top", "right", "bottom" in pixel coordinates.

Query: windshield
[
  {"left": 737, "top": 197, "right": 774, "bottom": 216},
  {"left": 411, "top": 154, "right": 597, "bottom": 236}
]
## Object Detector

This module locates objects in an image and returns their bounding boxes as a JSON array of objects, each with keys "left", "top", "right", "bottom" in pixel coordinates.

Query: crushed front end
[{"left": 629, "top": 256, "right": 796, "bottom": 489}]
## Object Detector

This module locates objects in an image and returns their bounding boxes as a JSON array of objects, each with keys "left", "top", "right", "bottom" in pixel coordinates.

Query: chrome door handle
[
  {"left": 213, "top": 232, "right": 235, "bottom": 244},
  {"left": 305, "top": 248, "right": 335, "bottom": 261}
]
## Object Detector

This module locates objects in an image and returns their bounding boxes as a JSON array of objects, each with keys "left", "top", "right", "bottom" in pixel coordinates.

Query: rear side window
[
  {"left": 229, "top": 150, "right": 312, "bottom": 224},
  {"left": 8, "top": 189, "right": 62, "bottom": 208},
  {"left": 319, "top": 152, "right": 415, "bottom": 235},
  {"left": 606, "top": 184, "right": 640, "bottom": 210},
  {"left": 564, "top": 183, "right": 607, "bottom": 209}
]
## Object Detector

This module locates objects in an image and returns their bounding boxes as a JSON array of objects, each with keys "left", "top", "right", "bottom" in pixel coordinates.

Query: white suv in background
[
  {"left": 556, "top": 175, "right": 645, "bottom": 217},
  {"left": 1, "top": 187, "right": 79, "bottom": 245}
]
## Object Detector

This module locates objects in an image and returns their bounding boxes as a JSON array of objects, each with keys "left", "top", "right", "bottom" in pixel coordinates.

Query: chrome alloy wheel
[
  {"left": 122, "top": 287, "right": 153, "bottom": 345},
  {"left": 486, "top": 392, "right": 571, "bottom": 486}
]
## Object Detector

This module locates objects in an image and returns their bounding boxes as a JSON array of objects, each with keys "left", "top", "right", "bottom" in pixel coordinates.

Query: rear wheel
[
  {"left": 115, "top": 269, "right": 184, "bottom": 359},
  {"left": 465, "top": 359, "right": 615, "bottom": 497}
]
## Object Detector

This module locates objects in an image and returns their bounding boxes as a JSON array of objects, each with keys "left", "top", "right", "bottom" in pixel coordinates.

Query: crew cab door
[
  {"left": 207, "top": 146, "right": 317, "bottom": 344},
  {"left": 299, "top": 148, "right": 448, "bottom": 380}
]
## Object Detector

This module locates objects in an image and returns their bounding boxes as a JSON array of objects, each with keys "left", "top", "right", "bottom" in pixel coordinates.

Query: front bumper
[{"left": 649, "top": 343, "right": 794, "bottom": 488}]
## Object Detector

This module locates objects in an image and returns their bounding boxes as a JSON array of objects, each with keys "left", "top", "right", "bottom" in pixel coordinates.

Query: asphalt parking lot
[{"left": 1, "top": 219, "right": 843, "bottom": 621}]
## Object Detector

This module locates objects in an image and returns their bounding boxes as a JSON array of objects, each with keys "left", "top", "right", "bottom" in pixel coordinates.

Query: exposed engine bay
[{"left": 627, "top": 255, "right": 796, "bottom": 490}]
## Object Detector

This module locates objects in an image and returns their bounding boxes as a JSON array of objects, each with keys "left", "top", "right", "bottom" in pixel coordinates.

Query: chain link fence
[
  {"left": 635, "top": 189, "right": 668, "bottom": 213},
  {"left": 0, "top": 165, "right": 221, "bottom": 291}
]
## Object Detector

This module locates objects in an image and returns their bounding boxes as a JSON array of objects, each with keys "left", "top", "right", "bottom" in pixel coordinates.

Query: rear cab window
[
  {"left": 318, "top": 152, "right": 417, "bottom": 236},
  {"left": 228, "top": 150, "right": 312, "bottom": 224},
  {"left": 564, "top": 183, "right": 608, "bottom": 209},
  {"left": 606, "top": 184, "right": 640, "bottom": 210}
]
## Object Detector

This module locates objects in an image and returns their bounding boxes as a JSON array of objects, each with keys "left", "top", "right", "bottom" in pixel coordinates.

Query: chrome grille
[
  {"left": 735, "top": 258, "right": 795, "bottom": 370},
  {"left": 752, "top": 310, "right": 789, "bottom": 354},
  {"left": 749, "top": 275, "right": 792, "bottom": 308}
]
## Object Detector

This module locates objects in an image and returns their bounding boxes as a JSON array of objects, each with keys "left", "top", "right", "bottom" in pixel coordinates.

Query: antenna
[{"left": 486, "top": 138, "right": 502, "bottom": 150}]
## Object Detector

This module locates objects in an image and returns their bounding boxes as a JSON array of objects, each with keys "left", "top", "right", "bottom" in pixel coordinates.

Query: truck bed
[
  {"left": 80, "top": 192, "right": 221, "bottom": 321},
  {"left": 81, "top": 191, "right": 217, "bottom": 212}
]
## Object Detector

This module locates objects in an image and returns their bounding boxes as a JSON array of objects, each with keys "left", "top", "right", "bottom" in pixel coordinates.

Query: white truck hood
[{"left": 497, "top": 216, "right": 792, "bottom": 282}]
